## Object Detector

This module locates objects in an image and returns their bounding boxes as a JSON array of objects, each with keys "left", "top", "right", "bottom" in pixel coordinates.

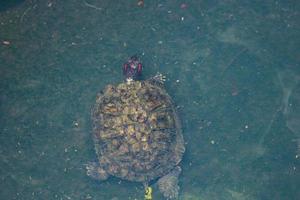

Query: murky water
[{"left": 1, "top": 1, "right": 299, "bottom": 199}]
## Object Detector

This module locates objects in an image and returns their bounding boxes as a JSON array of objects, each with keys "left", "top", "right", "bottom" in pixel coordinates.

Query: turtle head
[{"left": 123, "top": 55, "right": 142, "bottom": 83}]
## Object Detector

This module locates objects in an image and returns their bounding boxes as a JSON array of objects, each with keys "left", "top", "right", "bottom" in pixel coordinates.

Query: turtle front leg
[
  {"left": 85, "top": 162, "right": 109, "bottom": 181},
  {"left": 148, "top": 72, "right": 166, "bottom": 85},
  {"left": 157, "top": 166, "right": 182, "bottom": 199}
]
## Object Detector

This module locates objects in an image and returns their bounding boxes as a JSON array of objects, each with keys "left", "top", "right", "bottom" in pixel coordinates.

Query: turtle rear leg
[
  {"left": 85, "top": 162, "right": 109, "bottom": 181},
  {"left": 157, "top": 166, "right": 182, "bottom": 199}
]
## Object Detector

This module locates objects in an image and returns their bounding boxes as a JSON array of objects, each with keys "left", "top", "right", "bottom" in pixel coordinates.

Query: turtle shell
[{"left": 91, "top": 80, "right": 184, "bottom": 182}]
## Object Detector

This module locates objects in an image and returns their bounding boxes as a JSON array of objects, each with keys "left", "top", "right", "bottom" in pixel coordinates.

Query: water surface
[{"left": 0, "top": 0, "right": 299, "bottom": 199}]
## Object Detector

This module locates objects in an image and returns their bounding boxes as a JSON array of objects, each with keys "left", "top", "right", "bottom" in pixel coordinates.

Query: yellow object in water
[{"left": 144, "top": 186, "right": 152, "bottom": 200}]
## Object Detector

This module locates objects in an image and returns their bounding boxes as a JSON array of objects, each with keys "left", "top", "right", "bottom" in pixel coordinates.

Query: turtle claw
[
  {"left": 85, "top": 162, "right": 109, "bottom": 181},
  {"left": 150, "top": 73, "right": 166, "bottom": 85}
]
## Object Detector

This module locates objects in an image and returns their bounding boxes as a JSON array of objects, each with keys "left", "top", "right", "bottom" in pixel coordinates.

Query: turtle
[{"left": 86, "top": 55, "right": 185, "bottom": 199}]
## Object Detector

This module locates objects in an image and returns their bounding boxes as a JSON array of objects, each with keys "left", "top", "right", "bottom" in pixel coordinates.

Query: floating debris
[
  {"left": 137, "top": 0, "right": 144, "bottom": 7},
  {"left": 180, "top": 3, "right": 188, "bottom": 9},
  {"left": 2, "top": 40, "right": 10, "bottom": 45}
]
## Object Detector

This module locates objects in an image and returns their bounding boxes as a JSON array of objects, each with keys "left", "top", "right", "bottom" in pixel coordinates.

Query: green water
[{"left": 1, "top": 0, "right": 299, "bottom": 199}]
